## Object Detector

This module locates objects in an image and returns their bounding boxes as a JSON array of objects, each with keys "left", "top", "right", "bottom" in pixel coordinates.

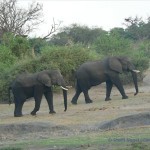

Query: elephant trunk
[
  {"left": 131, "top": 71, "right": 139, "bottom": 96},
  {"left": 62, "top": 89, "right": 67, "bottom": 111},
  {"left": 60, "top": 80, "right": 68, "bottom": 111}
]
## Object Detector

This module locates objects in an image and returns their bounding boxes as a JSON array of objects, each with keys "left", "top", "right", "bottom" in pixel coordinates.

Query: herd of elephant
[{"left": 9, "top": 56, "right": 140, "bottom": 117}]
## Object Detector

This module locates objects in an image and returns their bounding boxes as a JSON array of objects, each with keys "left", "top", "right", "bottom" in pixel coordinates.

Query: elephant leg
[
  {"left": 71, "top": 88, "right": 82, "bottom": 104},
  {"left": 44, "top": 88, "right": 56, "bottom": 114},
  {"left": 14, "top": 100, "right": 24, "bottom": 117},
  {"left": 110, "top": 75, "right": 128, "bottom": 99},
  {"left": 13, "top": 93, "right": 25, "bottom": 117},
  {"left": 105, "top": 81, "right": 113, "bottom": 101},
  {"left": 31, "top": 96, "right": 42, "bottom": 115},
  {"left": 83, "top": 90, "right": 93, "bottom": 104},
  {"left": 31, "top": 88, "right": 43, "bottom": 115}
]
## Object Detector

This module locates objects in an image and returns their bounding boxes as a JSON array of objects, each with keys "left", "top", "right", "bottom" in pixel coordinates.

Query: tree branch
[
  {"left": 0, "top": 0, "right": 43, "bottom": 37},
  {"left": 42, "top": 18, "right": 62, "bottom": 40}
]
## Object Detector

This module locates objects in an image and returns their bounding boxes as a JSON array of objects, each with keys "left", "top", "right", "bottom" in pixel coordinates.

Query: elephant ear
[
  {"left": 37, "top": 73, "right": 52, "bottom": 87},
  {"left": 108, "top": 57, "right": 123, "bottom": 73}
]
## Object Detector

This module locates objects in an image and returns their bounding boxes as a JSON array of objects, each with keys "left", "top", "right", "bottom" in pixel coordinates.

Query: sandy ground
[{"left": 0, "top": 69, "right": 150, "bottom": 149}]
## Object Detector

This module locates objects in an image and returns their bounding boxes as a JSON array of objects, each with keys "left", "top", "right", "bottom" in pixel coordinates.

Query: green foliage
[
  {"left": 0, "top": 45, "right": 100, "bottom": 101},
  {"left": 124, "top": 16, "right": 150, "bottom": 41},
  {"left": 129, "top": 40, "right": 150, "bottom": 72},
  {"left": 50, "top": 24, "right": 106, "bottom": 46},
  {"left": 93, "top": 32, "right": 131, "bottom": 56},
  {"left": 110, "top": 27, "right": 128, "bottom": 39},
  {"left": 0, "top": 20, "right": 150, "bottom": 102},
  {"left": 0, "top": 45, "right": 17, "bottom": 73},
  {"left": 1, "top": 33, "right": 31, "bottom": 58},
  {"left": 29, "top": 38, "right": 48, "bottom": 55},
  {"left": 41, "top": 45, "right": 99, "bottom": 83}
]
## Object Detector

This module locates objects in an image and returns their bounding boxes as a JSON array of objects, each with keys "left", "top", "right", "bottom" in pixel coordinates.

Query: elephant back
[{"left": 14, "top": 73, "right": 37, "bottom": 87}]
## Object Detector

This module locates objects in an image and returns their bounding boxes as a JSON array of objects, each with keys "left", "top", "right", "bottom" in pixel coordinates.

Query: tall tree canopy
[
  {"left": 124, "top": 16, "right": 150, "bottom": 40},
  {"left": 50, "top": 24, "right": 107, "bottom": 46}
]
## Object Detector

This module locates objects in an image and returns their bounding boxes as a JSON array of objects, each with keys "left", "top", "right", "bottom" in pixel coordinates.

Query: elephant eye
[{"left": 121, "top": 61, "right": 128, "bottom": 69}]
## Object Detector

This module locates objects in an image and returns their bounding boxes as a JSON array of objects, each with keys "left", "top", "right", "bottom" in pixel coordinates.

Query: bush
[
  {"left": 93, "top": 35, "right": 149, "bottom": 84},
  {"left": 0, "top": 45, "right": 100, "bottom": 102},
  {"left": 93, "top": 33, "right": 131, "bottom": 56},
  {"left": 41, "top": 45, "right": 100, "bottom": 83},
  {"left": 2, "top": 33, "right": 31, "bottom": 58},
  {"left": 0, "top": 45, "right": 17, "bottom": 72},
  {"left": 0, "top": 38, "right": 149, "bottom": 102}
]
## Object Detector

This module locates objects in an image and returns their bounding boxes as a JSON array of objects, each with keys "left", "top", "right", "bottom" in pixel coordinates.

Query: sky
[{"left": 17, "top": 0, "right": 150, "bottom": 37}]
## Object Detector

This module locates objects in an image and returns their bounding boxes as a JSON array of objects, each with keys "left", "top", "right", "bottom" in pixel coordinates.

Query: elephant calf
[
  {"left": 9, "top": 69, "right": 68, "bottom": 117},
  {"left": 71, "top": 56, "right": 140, "bottom": 104}
]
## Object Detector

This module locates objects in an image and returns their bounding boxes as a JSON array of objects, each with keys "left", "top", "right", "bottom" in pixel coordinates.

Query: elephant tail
[{"left": 75, "top": 80, "right": 82, "bottom": 91}]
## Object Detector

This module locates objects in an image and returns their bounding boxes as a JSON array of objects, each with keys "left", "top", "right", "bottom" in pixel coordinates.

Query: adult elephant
[
  {"left": 71, "top": 56, "right": 140, "bottom": 104},
  {"left": 9, "top": 69, "right": 68, "bottom": 117}
]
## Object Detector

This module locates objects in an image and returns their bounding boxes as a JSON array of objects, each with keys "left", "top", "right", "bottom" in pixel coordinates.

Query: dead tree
[
  {"left": 0, "top": 0, "right": 43, "bottom": 37},
  {"left": 31, "top": 18, "right": 62, "bottom": 57}
]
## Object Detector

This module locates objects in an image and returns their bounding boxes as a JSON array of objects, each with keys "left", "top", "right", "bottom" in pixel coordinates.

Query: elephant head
[
  {"left": 108, "top": 56, "right": 140, "bottom": 95},
  {"left": 37, "top": 70, "right": 68, "bottom": 111}
]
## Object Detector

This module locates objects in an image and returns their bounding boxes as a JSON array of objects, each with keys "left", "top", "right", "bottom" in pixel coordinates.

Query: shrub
[
  {"left": 41, "top": 45, "right": 100, "bottom": 83},
  {"left": 0, "top": 45, "right": 17, "bottom": 71},
  {"left": 0, "top": 45, "right": 100, "bottom": 102},
  {"left": 0, "top": 39, "right": 149, "bottom": 102},
  {"left": 93, "top": 33, "right": 131, "bottom": 56},
  {"left": 2, "top": 33, "right": 31, "bottom": 58}
]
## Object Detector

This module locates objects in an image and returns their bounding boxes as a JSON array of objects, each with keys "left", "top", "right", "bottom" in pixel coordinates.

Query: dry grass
[{"left": 0, "top": 84, "right": 150, "bottom": 149}]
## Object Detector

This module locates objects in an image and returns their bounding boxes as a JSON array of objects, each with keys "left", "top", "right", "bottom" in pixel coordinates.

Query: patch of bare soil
[{"left": 0, "top": 69, "right": 150, "bottom": 149}]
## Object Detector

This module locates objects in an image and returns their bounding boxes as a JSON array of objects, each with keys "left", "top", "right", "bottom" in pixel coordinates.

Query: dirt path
[{"left": 0, "top": 85, "right": 150, "bottom": 135}]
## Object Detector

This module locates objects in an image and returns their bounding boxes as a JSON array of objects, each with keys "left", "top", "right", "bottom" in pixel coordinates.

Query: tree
[
  {"left": 0, "top": 0, "right": 62, "bottom": 57},
  {"left": 94, "top": 31, "right": 131, "bottom": 55},
  {"left": 124, "top": 16, "right": 150, "bottom": 40},
  {"left": 1, "top": 33, "right": 31, "bottom": 58},
  {"left": 110, "top": 27, "right": 128, "bottom": 39},
  {"left": 0, "top": 0, "right": 43, "bottom": 37},
  {"left": 28, "top": 18, "right": 62, "bottom": 57},
  {"left": 68, "top": 24, "right": 106, "bottom": 45},
  {"left": 49, "top": 24, "right": 106, "bottom": 46}
]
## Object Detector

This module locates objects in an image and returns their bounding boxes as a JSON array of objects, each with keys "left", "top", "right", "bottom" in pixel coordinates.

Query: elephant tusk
[
  {"left": 132, "top": 70, "right": 140, "bottom": 73},
  {"left": 61, "top": 86, "right": 68, "bottom": 91},
  {"left": 66, "top": 86, "right": 72, "bottom": 89}
]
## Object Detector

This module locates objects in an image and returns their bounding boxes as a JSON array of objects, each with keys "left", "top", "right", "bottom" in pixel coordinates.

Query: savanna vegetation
[{"left": 0, "top": 0, "right": 150, "bottom": 102}]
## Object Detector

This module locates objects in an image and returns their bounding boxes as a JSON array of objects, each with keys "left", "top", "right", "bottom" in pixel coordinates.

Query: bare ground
[{"left": 0, "top": 69, "right": 150, "bottom": 149}]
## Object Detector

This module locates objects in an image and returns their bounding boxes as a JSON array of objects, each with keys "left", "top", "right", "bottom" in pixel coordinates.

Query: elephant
[
  {"left": 9, "top": 69, "right": 68, "bottom": 117},
  {"left": 71, "top": 56, "right": 140, "bottom": 104}
]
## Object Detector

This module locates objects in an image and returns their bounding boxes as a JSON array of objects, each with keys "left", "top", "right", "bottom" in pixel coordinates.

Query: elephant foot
[
  {"left": 122, "top": 95, "right": 128, "bottom": 99},
  {"left": 49, "top": 110, "right": 56, "bottom": 114},
  {"left": 105, "top": 97, "right": 112, "bottom": 101},
  {"left": 71, "top": 100, "right": 77, "bottom": 105},
  {"left": 14, "top": 114, "right": 23, "bottom": 117},
  {"left": 31, "top": 111, "right": 37, "bottom": 116},
  {"left": 86, "top": 99, "right": 93, "bottom": 104}
]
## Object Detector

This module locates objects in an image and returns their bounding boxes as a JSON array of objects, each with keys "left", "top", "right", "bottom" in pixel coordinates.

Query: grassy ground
[
  {"left": 0, "top": 83, "right": 150, "bottom": 150},
  {"left": 1, "top": 128, "right": 150, "bottom": 150}
]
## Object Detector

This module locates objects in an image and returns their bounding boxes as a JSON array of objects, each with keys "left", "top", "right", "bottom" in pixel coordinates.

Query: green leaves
[
  {"left": 0, "top": 21, "right": 150, "bottom": 102},
  {"left": 94, "top": 30, "right": 131, "bottom": 55},
  {"left": 1, "top": 33, "right": 31, "bottom": 58}
]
